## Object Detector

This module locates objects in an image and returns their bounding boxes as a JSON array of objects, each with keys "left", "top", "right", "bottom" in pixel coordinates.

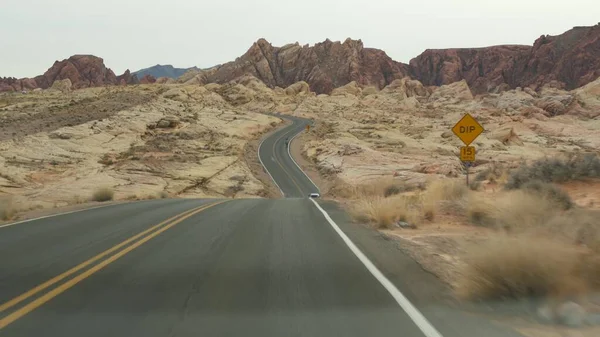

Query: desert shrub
[
  {"left": 332, "top": 178, "right": 416, "bottom": 199},
  {"left": 520, "top": 180, "right": 573, "bottom": 210},
  {"left": 384, "top": 185, "right": 402, "bottom": 197},
  {"left": 456, "top": 236, "right": 586, "bottom": 300},
  {"left": 545, "top": 209, "right": 600, "bottom": 253},
  {"left": 92, "top": 187, "right": 114, "bottom": 202},
  {"left": 422, "top": 179, "right": 468, "bottom": 220},
  {"left": 158, "top": 191, "right": 169, "bottom": 199},
  {"left": 466, "top": 190, "right": 558, "bottom": 231},
  {"left": 348, "top": 195, "right": 420, "bottom": 229},
  {"left": 475, "top": 162, "right": 505, "bottom": 182},
  {"left": 506, "top": 154, "right": 600, "bottom": 189},
  {"left": 0, "top": 198, "right": 15, "bottom": 221},
  {"left": 469, "top": 180, "right": 482, "bottom": 191}
]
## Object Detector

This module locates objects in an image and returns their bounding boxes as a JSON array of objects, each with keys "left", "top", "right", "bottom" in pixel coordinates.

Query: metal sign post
[{"left": 452, "top": 114, "right": 484, "bottom": 186}]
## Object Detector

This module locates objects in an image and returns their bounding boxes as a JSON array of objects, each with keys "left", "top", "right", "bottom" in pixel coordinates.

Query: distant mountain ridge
[
  {"left": 132, "top": 65, "right": 199, "bottom": 80},
  {"left": 1, "top": 24, "right": 598, "bottom": 94}
]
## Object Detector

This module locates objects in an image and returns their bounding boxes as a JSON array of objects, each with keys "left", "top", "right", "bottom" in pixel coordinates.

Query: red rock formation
[
  {"left": 116, "top": 69, "right": 139, "bottom": 85},
  {"left": 518, "top": 25, "right": 600, "bottom": 90},
  {"left": 409, "top": 46, "right": 530, "bottom": 93},
  {"left": 139, "top": 74, "right": 157, "bottom": 84},
  {"left": 1, "top": 55, "right": 136, "bottom": 92},
  {"left": 33, "top": 55, "right": 118, "bottom": 89},
  {"left": 0, "top": 77, "right": 38, "bottom": 92},
  {"left": 409, "top": 24, "right": 600, "bottom": 93},
  {"left": 206, "top": 38, "right": 410, "bottom": 94}
]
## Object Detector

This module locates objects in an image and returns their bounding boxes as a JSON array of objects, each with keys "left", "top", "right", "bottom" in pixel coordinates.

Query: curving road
[
  {"left": 0, "top": 115, "right": 523, "bottom": 337},
  {"left": 258, "top": 115, "right": 319, "bottom": 198}
]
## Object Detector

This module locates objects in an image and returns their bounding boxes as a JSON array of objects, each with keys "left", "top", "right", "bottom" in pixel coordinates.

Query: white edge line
[
  {"left": 309, "top": 198, "right": 444, "bottom": 337},
  {"left": 258, "top": 126, "right": 285, "bottom": 198},
  {"left": 287, "top": 123, "right": 321, "bottom": 193},
  {"left": 0, "top": 202, "right": 123, "bottom": 229}
]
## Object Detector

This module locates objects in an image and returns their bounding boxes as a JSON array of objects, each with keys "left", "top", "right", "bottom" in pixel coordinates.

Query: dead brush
[
  {"left": 456, "top": 236, "right": 588, "bottom": 300},
  {"left": 348, "top": 194, "right": 421, "bottom": 229},
  {"left": 0, "top": 197, "right": 16, "bottom": 221},
  {"left": 422, "top": 179, "right": 468, "bottom": 221}
]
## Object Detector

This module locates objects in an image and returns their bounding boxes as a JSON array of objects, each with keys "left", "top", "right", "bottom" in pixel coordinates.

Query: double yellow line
[{"left": 0, "top": 200, "right": 225, "bottom": 329}]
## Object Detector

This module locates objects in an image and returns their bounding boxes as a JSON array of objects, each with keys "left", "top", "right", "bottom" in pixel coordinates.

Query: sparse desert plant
[
  {"left": 520, "top": 180, "right": 573, "bottom": 210},
  {"left": 505, "top": 154, "right": 600, "bottom": 189},
  {"left": 456, "top": 236, "right": 587, "bottom": 300},
  {"left": 348, "top": 194, "right": 420, "bottom": 229},
  {"left": 125, "top": 194, "right": 138, "bottom": 200},
  {"left": 466, "top": 190, "right": 558, "bottom": 231},
  {"left": 92, "top": 187, "right": 114, "bottom": 202},
  {"left": 384, "top": 184, "right": 402, "bottom": 197},
  {"left": 0, "top": 198, "right": 16, "bottom": 221},
  {"left": 422, "top": 179, "right": 468, "bottom": 220},
  {"left": 158, "top": 191, "right": 169, "bottom": 199}
]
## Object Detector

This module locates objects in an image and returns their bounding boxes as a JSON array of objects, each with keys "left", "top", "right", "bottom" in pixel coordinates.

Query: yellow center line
[
  {"left": 0, "top": 200, "right": 226, "bottom": 330},
  {"left": 271, "top": 128, "right": 305, "bottom": 196},
  {"left": 0, "top": 201, "right": 221, "bottom": 315}
]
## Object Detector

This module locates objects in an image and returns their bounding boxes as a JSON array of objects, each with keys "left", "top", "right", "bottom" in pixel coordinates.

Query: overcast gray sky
[{"left": 1, "top": 0, "right": 598, "bottom": 78}]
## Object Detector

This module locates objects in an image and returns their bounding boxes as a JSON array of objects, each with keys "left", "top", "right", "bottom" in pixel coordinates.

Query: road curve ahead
[
  {"left": 0, "top": 115, "right": 523, "bottom": 337},
  {"left": 258, "top": 115, "right": 319, "bottom": 198}
]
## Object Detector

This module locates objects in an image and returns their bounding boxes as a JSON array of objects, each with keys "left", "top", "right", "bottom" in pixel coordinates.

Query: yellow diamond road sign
[{"left": 452, "top": 113, "right": 484, "bottom": 146}]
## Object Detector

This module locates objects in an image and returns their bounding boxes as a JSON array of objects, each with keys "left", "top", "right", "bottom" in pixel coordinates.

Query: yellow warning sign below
[
  {"left": 452, "top": 113, "right": 484, "bottom": 146},
  {"left": 460, "top": 146, "right": 476, "bottom": 162}
]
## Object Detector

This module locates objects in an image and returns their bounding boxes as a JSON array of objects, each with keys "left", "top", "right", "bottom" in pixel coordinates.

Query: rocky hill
[
  {"left": 181, "top": 38, "right": 410, "bottom": 94},
  {"left": 0, "top": 55, "right": 137, "bottom": 92},
  {"left": 2, "top": 24, "right": 598, "bottom": 94},
  {"left": 410, "top": 24, "right": 600, "bottom": 93},
  {"left": 133, "top": 64, "right": 198, "bottom": 79}
]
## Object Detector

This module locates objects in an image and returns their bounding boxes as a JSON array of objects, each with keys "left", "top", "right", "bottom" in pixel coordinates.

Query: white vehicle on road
[{"left": 309, "top": 193, "right": 320, "bottom": 198}]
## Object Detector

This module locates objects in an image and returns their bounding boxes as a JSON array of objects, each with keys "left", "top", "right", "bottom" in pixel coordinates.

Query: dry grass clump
[
  {"left": 520, "top": 180, "right": 573, "bottom": 210},
  {"left": 348, "top": 194, "right": 421, "bottom": 229},
  {"left": 330, "top": 177, "right": 420, "bottom": 199},
  {"left": 474, "top": 162, "right": 507, "bottom": 183},
  {"left": 0, "top": 197, "right": 16, "bottom": 221},
  {"left": 91, "top": 187, "right": 114, "bottom": 202},
  {"left": 158, "top": 191, "right": 169, "bottom": 199},
  {"left": 466, "top": 190, "right": 559, "bottom": 231},
  {"left": 505, "top": 154, "right": 600, "bottom": 189},
  {"left": 422, "top": 179, "right": 468, "bottom": 221},
  {"left": 456, "top": 236, "right": 587, "bottom": 300}
]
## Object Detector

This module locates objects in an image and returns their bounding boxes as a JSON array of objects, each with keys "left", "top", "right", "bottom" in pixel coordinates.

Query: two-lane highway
[
  {"left": 0, "top": 114, "right": 523, "bottom": 337},
  {"left": 258, "top": 115, "right": 319, "bottom": 198}
]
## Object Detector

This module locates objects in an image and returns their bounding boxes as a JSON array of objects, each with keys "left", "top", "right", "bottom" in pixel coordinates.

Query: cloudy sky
[{"left": 1, "top": 0, "right": 598, "bottom": 78}]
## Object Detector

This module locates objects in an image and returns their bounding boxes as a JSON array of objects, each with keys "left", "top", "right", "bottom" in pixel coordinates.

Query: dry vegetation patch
[{"left": 342, "top": 155, "right": 600, "bottom": 308}]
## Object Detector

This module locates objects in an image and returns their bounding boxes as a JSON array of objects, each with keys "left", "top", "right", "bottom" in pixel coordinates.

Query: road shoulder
[{"left": 315, "top": 200, "right": 525, "bottom": 337}]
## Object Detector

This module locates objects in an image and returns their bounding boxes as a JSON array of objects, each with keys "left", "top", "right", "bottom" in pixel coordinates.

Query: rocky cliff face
[
  {"left": 116, "top": 69, "right": 139, "bottom": 85},
  {"left": 409, "top": 24, "right": 600, "bottom": 93},
  {"left": 409, "top": 45, "right": 531, "bottom": 93},
  {"left": 204, "top": 38, "right": 410, "bottom": 94},
  {"left": 1, "top": 55, "right": 134, "bottom": 92}
]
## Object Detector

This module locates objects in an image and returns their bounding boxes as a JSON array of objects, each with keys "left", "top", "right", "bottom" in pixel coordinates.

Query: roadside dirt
[
  {"left": 0, "top": 89, "right": 154, "bottom": 141},
  {"left": 242, "top": 117, "right": 288, "bottom": 199}
]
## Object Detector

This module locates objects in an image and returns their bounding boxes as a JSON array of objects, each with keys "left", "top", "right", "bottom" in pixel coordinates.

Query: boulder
[
  {"left": 156, "top": 116, "right": 180, "bottom": 128},
  {"left": 50, "top": 78, "right": 72, "bottom": 92}
]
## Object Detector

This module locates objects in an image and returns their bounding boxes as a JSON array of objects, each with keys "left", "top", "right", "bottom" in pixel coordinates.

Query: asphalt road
[
  {"left": 0, "top": 115, "right": 523, "bottom": 337},
  {"left": 258, "top": 115, "right": 319, "bottom": 198}
]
